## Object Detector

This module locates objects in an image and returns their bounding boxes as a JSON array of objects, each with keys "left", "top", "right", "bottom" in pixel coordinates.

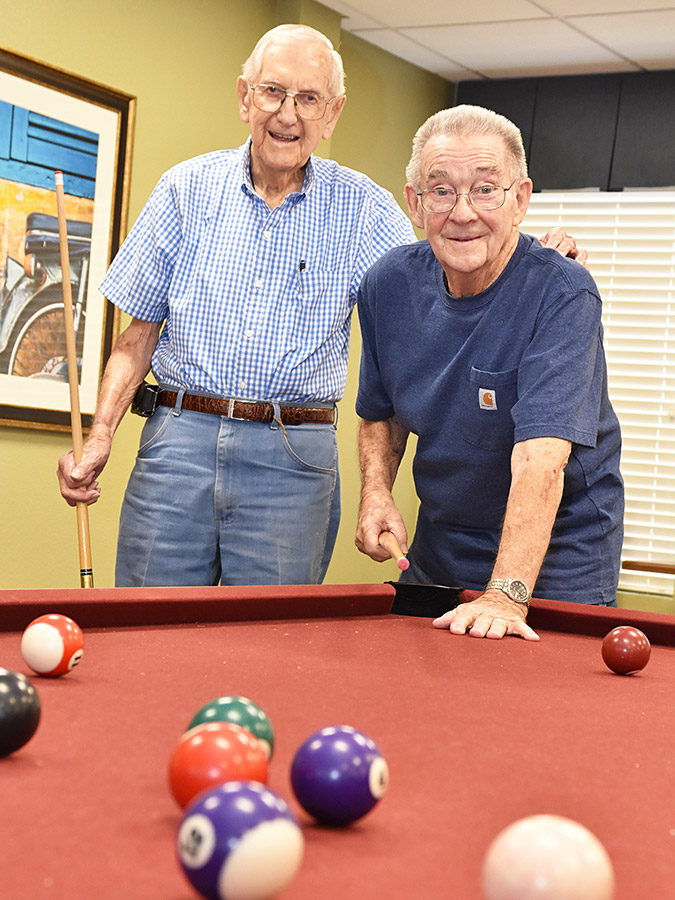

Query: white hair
[
  {"left": 406, "top": 104, "right": 528, "bottom": 188},
  {"left": 242, "top": 24, "right": 345, "bottom": 97}
]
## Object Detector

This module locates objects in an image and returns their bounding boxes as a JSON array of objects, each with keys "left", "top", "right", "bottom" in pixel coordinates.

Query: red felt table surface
[{"left": 0, "top": 585, "right": 674, "bottom": 900}]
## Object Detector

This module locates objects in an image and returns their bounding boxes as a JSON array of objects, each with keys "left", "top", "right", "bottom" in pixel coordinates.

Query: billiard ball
[
  {"left": 188, "top": 696, "right": 274, "bottom": 759},
  {"left": 601, "top": 625, "right": 651, "bottom": 675},
  {"left": 290, "top": 725, "right": 389, "bottom": 826},
  {"left": 482, "top": 814, "right": 615, "bottom": 900},
  {"left": 21, "top": 613, "right": 84, "bottom": 677},
  {"left": 0, "top": 668, "right": 41, "bottom": 756},
  {"left": 177, "top": 781, "right": 304, "bottom": 900},
  {"left": 169, "top": 722, "right": 268, "bottom": 809}
]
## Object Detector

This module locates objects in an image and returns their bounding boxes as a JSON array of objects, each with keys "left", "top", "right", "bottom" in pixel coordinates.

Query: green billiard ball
[{"left": 187, "top": 695, "right": 274, "bottom": 759}]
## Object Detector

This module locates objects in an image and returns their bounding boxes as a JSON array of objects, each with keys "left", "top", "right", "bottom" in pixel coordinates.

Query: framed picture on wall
[{"left": 0, "top": 46, "right": 135, "bottom": 430}]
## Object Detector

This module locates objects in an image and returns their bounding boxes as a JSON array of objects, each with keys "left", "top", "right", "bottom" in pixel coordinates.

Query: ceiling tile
[
  {"left": 541, "top": 0, "right": 674, "bottom": 13},
  {"left": 328, "top": 0, "right": 548, "bottom": 27},
  {"left": 567, "top": 11, "right": 675, "bottom": 69},
  {"left": 399, "top": 20, "right": 635, "bottom": 78},
  {"left": 351, "top": 28, "right": 479, "bottom": 80}
]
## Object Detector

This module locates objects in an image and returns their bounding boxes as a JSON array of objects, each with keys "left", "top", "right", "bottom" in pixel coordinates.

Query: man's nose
[
  {"left": 451, "top": 193, "right": 477, "bottom": 219},
  {"left": 277, "top": 93, "right": 299, "bottom": 122}
]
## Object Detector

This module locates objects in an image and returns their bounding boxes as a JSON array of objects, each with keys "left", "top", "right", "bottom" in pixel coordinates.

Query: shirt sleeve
[
  {"left": 351, "top": 189, "right": 416, "bottom": 299},
  {"left": 98, "top": 172, "right": 183, "bottom": 322},
  {"left": 512, "top": 286, "right": 606, "bottom": 448},
  {"left": 355, "top": 265, "right": 397, "bottom": 421}
]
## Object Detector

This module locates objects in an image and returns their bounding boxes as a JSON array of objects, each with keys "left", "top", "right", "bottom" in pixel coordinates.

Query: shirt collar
[{"left": 240, "top": 138, "right": 313, "bottom": 201}]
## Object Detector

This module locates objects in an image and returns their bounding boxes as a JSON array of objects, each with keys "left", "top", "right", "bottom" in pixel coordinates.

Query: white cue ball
[{"left": 482, "top": 814, "right": 615, "bottom": 899}]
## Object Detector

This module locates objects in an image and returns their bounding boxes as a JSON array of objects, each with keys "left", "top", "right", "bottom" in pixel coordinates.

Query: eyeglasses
[
  {"left": 417, "top": 180, "right": 518, "bottom": 214},
  {"left": 250, "top": 83, "right": 335, "bottom": 120}
]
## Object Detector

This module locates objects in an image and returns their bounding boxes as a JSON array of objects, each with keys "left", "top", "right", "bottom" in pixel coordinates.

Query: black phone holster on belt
[{"left": 130, "top": 382, "right": 160, "bottom": 418}]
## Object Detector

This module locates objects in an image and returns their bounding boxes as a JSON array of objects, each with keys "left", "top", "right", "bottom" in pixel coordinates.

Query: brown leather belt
[{"left": 158, "top": 390, "right": 336, "bottom": 426}]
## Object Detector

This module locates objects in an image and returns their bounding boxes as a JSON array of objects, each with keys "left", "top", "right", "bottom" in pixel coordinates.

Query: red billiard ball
[
  {"left": 21, "top": 613, "right": 84, "bottom": 677},
  {"left": 169, "top": 722, "right": 268, "bottom": 809},
  {"left": 601, "top": 625, "right": 651, "bottom": 675}
]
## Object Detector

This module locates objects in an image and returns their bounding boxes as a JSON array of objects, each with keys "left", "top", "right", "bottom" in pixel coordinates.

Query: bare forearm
[
  {"left": 433, "top": 437, "right": 571, "bottom": 640},
  {"left": 490, "top": 437, "right": 572, "bottom": 590},
  {"left": 93, "top": 317, "right": 161, "bottom": 439},
  {"left": 358, "top": 416, "right": 409, "bottom": 497},
  {"left": 355, "top": 416, "right": 410, "bottom": 561},
  {"left": 56, "top": 317, "right": 161, "bottom": 506}
]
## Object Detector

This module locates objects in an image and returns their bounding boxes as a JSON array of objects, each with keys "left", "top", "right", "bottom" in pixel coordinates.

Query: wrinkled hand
[
  {"left": 540, "top": 226, "right": 589, "bottom": 269},
  {"left": 355, "top": 489, "right": 408, "bottom": 563},
  {"left": 432, "top": 590, "right": 539, "bottom": 640},
  {"left": 56, "top": 424, "right": 112, "bottom": 506}
]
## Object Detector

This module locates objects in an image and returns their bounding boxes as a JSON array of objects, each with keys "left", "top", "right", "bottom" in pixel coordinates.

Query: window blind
[{"left": 522, "top": 192, "right": 675, "bottom": 596}]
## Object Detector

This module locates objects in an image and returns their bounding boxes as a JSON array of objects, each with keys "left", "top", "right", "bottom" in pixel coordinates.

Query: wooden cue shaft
[
  {"left": 55, "top": 171, "right": 94, "bottom": 588},
  {"left": 378, "top": 530, "right": 406, "bottom": 562}
]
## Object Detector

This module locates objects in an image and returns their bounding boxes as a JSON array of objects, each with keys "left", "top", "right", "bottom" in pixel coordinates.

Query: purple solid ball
[{"left": 290, "top": 725, "right": 389, "bottom": 826}]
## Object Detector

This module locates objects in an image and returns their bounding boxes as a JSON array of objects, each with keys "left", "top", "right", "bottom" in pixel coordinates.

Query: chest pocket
[
  {"left": 293, "top": 267, "right": 352, "bottom": 343},
  {"left": 459, "top": 366, "right": 519, "bottom": 451}
]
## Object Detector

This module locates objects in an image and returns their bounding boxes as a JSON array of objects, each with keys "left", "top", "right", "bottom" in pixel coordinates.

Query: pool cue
[
  {"left": 55, "top": 171, "right": 94, "bottom": 588},
  {"left": 378, "top": 530, "right": 410, "bottom": 571}
]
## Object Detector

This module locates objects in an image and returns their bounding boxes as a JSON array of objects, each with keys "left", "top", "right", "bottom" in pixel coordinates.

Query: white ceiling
[{"left": 322, "top": 0, "right": 675, "bottom": 81}]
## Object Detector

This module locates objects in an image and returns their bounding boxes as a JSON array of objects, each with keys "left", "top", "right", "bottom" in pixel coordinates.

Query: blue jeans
[{"left": 115, "top": 404, "right": 340, "bottom": 586}]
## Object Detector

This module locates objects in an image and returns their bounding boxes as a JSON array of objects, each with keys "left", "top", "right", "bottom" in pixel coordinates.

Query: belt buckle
[
  {"left": 227, "top": 398, "right": 251, "bottom": 421},
  {"left": 226, "top": 398, "right": 271, "bottom": 422}
]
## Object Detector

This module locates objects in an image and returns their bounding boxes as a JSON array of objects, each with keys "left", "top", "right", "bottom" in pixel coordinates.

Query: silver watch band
[{"left": 485, "top": 578, "right": 531, "bottom": 607}]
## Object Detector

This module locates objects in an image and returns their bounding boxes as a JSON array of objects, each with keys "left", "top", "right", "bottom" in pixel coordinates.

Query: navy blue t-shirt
[{"left": 356, "top": 233, "right": 624, "bottom": 604}]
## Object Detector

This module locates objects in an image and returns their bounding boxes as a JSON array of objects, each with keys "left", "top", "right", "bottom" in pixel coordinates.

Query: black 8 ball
[{"left": 0, "top": 668, "right": 41, "bottom": 756}]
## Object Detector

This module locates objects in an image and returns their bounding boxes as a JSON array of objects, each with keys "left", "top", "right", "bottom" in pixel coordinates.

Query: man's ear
[
  {"left": 404, "top": 183, "right": 424, "bottom": 229},
  {"left": 513, "top": 177, "right": 533, "bottom": 227},
  {"left": 321, "top": 94, "right": 346, "bottom": 140},
  {"left": 236, "top": 76, "right": 251, "bottom": 124}
]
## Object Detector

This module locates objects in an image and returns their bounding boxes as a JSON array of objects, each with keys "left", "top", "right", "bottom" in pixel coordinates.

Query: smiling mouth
[
  {"left": 269, "top": 131, "right": 299, "bottom": 142},
  {"left": 451, "top": 235, "right": 480, "bottom": 242}
]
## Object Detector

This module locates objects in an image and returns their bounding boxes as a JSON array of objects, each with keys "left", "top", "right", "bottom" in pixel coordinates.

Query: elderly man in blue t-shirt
[{"left": 355, "top": 105, "right": 624, "bottom": 640}]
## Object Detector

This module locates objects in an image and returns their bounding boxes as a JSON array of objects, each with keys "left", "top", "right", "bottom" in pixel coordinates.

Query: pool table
[{"left": 1, "top": 582, "right": 674, "bottom": 900}]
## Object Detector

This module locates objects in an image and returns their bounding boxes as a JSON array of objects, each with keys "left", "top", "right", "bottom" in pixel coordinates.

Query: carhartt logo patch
[{"left": 479, "top": 388, "right": 497, "bottom": 410}]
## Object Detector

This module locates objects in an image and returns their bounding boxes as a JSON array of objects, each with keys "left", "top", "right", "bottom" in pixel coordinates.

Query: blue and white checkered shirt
[{"left": 100, "top": 141, "right": 415, "bottom": 402}]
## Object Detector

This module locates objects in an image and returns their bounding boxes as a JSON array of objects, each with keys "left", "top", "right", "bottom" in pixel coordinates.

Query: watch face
[{"left": 509, "top": 580, "right": 529, "bottom": 601}]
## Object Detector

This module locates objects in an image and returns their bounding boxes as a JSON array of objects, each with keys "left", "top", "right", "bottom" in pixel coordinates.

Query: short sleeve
[{"left": 99, "top": 172, "right": 183, "bottom": 322}]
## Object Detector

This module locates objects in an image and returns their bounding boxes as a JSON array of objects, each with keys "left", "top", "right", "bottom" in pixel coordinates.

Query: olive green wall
[{"left": 0, "top": 0, "right": 451, "bottom": 588}]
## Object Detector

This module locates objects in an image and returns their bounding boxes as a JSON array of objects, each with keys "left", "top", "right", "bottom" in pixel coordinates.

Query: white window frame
[{"left": 522, "top": 191, "right": 675, "bottom": 597}]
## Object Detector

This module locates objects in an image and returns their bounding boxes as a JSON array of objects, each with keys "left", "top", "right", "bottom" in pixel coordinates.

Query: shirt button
[
  {"left": 245, "top": 329, "right": 254, "bottom": 339},
  {"left": 254, "top": 278, "right": 263, "bottom": 289},
  {"left": 239, "top": 381, "right": 247, "bottom": 392},
  {"left": 263, "top": 231, "right": 272, "bottom": 241}
]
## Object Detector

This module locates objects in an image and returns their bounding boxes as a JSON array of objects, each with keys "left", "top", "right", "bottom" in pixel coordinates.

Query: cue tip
[{"left": 379, "top": 530, "right": 409, "bottom": 569}]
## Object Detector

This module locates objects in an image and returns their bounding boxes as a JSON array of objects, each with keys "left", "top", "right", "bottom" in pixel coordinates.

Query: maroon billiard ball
[{"left": 601, "top": 625, "right": 651, "bottom": 675}]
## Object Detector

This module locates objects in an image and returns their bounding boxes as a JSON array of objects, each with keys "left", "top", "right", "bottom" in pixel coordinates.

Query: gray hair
[
  {"left": 406, "top": 105, "right": 528, "bottom": 188},
  {"left": 242, "top": 24, "right": 345, "bottom": 98}
]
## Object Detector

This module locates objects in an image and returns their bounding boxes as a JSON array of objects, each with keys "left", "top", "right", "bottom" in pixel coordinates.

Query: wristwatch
[{"left": 485, "top": 578, "right": 531, "bottom": 608}]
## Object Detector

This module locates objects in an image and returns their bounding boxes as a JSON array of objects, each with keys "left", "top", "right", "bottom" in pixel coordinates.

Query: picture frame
[{"left": 0, "top": 46, "right": 135, "bottom": 430}]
